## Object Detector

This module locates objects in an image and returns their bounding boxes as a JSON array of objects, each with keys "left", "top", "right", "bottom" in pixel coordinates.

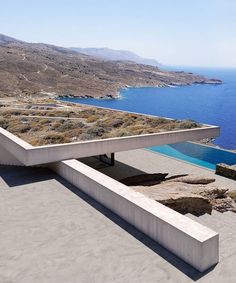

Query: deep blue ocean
[{"left": 60, "top": 67, "right": 236, "bottom": 149}]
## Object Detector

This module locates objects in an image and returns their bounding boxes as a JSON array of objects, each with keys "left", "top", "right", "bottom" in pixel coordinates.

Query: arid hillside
[{"left": 0, "top": 34, "right": 222, "bottom": 99}]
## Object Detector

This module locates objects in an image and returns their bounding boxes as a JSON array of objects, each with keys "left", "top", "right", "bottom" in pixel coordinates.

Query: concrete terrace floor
[
  {"left": 82, "top": 149, "right": 236, "bottom": 189},
  {"left": 0, "top": 150, "right": 235, "bottom": 282}
]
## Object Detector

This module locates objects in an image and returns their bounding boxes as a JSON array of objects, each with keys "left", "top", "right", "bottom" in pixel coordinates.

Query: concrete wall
[
  {"left": 50, "top": 159, "right": 219, "bottom": 272},
  {"left": 0, "top": 126, "right": 220, "bottom": 271},
  {"left": 27, "top": 126, "right": 220, "bottom": 166},
  {"left": 0, "top": 128, "right": 33, "bottom": 165},
  {"left": 216, "top": 163, "right": 236, "bottom": 180},
  {"left": 0, "top": 126, "right": 220, "bottom": 166},
  {"left": 0, "top": 143, "right": 23, "bottom": 166}
]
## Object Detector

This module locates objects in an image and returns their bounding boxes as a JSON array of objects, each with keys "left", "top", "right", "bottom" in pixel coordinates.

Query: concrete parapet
[
  {"left": 51, "top": 159, "right": 219, "bottom": 272},
  {"left": 21, "top": 126, "right": 220, "bottom": 165},
  {"left": 0, "top": 143, "right": 23, "bottom": 166}
]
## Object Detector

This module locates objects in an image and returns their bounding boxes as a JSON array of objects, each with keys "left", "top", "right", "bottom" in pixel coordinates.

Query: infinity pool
[{"left": 148, "top": 142, "right": 236, "bottom": 170}]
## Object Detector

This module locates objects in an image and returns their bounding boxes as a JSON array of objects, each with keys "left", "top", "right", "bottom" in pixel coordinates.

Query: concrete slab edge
[{"left": 0, "top": 126, "right": 220, "bottom": 166}]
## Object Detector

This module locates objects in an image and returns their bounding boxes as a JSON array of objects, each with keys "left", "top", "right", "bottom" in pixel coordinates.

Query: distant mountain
[
  {"left": 70, "top": 47, "right": 162, "bottom": 67},
  {"left": 0, "top": 34, "right": 23, "bottom": 45}
]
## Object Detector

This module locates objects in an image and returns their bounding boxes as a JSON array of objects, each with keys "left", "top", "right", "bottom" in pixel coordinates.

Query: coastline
[{"left": 57, "top": 79, "right": 223, "bottom": 100}]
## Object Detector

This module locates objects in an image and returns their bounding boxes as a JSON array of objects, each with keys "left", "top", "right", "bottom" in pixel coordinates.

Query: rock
[
  {"left": 197, "top": 186, "right": 228, "bottom": 200},
  {"left": 119, "top": 173, "right": 168, "bottom": 186},
  {"left": 124, "top": 172, "right": 235, "bottom": 215},
  {"left": 158, "top": 196, "right": 211, "bottom": 216},
  {"left": 132, "top": 182, "right": 212, "bottom": 216},
  {"left": 195, "top": 186, "right": 236, "bottom": 212},
  {"left": 211, "top": 197, "right": 236, "bottom": 213},
  {"left": 170, "top": 175, "right": 215, "bottom": 185},
  {"left": 131, "top": 177, "right": 236, "bottom": 215}
]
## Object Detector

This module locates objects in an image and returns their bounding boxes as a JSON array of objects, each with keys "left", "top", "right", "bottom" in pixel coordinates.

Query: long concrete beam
[
  {"left": 0, "top": 126, "right": 220, "bottom": 166},
  {"left": 50, "top": 159, "right": 219, "bottom": 272}
]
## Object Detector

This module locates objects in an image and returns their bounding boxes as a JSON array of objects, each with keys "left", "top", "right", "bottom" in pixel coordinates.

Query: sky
[{"left": 0, "top": 0, "right": 235, "bottom": 67}]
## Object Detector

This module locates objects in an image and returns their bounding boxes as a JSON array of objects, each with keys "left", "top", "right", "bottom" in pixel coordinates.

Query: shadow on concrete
[
  {"left": 55, "top": 173, "right": 216, "bottom": 281},
  {"left": 0, "top": 165, "right": 54, "bottom": 187},
  {"left": 80, "top": 157, "right": 189, "bottom": 185},
  {"left": 0, "top": 165, "right": 216, "bottom": 280},
  {"left": 80, "top": 157, "right": 146, "bottom": 180}
]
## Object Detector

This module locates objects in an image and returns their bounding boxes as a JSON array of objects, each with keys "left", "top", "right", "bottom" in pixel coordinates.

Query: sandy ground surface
[{"left": 0, "top": 153, "right": 236, "bottom": 282}]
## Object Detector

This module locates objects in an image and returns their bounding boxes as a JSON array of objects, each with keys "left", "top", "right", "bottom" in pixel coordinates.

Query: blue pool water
[
  {"left": 59, "top": 67, "right": 236, "bottom": 169},
  {"left": 149, "top": 142, "right": 236, "bottom": 170}
]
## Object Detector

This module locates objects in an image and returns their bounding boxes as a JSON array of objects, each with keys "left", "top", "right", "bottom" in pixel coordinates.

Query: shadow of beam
[
  {"left": 0, "top": 164, "right": 216, "bottom": 280},
  {"left": 56, "top": 173, "right": 216, "bottom": 281}
]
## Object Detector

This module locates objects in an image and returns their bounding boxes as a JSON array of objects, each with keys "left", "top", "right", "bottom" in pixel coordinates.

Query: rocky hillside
[{"left": 0, "top": 34, "right": 222, "bottom": 99}]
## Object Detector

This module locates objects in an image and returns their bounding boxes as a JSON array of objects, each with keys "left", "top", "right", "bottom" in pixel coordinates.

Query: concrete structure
[
  {"left": 0, "top": 163, "right": 235, "bottom": 282},
  {"left": 0, "top": 143, "right": 23, "bottom": 166},
  {"left": 50, "top": 159, "right": 219, "bottom": 272},
  {"left": 0, "top": 125, "right": 219, "bottom": 166},
  {"left": 0, "top": 124, "right": 221, "bottom": 272},
  {"left": 216, "top": 163, "right": 236, "bottom": 180}
]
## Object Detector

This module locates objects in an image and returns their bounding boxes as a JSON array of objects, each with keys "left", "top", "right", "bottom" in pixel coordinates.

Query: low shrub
[
  {"left": 86, "top": 126, "right": 105, "bottom": 137},
  {"left": 57, "top": 120, "right": 85, "bottom": 132},
  {"left": 178, "top": 120, "right": 199, "bottom": 129},
  {"left": 79, "top": 133, "right": 93, "bottom": 141},
  {"left": 38, "top": 132, "right": 70, "bottom": 145},
  {"left": 0, "top": 118, "right": 9, "bottom": 129},
  {"left": 8, "top": 123, "right": 31, "bottom": 134},
  {"left": 86, "top": 115, "right": 99, "bottom": 123}
]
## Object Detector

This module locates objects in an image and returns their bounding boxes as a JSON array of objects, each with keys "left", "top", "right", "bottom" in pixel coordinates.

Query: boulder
[
  {"left": 211, "top": 197, "right": 236, "bottom": 213},
  {"left": 169, "top": 175, "right": 215, "bottom": 185},
  {"left": 123, "top": 173, "right": 236, "bottom": 215},
  {"left": 159, "top": 196, "right": 211, "bottom": 216},
  {"left": 132, "top": 182, "right": 212, "bottom": 216},
  {"left": 132, "top": 179, "right": 236, "bottom": 215}
]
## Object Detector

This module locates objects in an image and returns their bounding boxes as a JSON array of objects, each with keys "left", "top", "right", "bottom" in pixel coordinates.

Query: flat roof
[
  {"left": 0, "top": 103, "right": 205, "bottom": 146},
  {"left": 0, "top": 165, "right": 234, "bottom": 283},
  {"left": 0, "top": 102, "right": 220, "bottom": 166}
]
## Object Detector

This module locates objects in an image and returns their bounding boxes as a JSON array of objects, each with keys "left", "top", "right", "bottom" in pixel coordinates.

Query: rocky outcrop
[
  {"left": 159, "top": 196, "right": 211, "bottom": 216},
  {"left": 127, "top": 173, "right": 236, "bottom": 215},
  {"left": 169, "top": 175, "right": 215, "bottom": 185}
]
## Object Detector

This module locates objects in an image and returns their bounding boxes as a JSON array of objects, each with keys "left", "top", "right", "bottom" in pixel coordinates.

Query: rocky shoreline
[{"left": 58, "top": 78, "right": 223, "bottom": 100}]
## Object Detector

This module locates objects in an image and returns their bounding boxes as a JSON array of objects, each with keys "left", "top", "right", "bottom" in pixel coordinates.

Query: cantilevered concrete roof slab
[{"left": 0, "top": 124, "right": 219, "bottom": 166}]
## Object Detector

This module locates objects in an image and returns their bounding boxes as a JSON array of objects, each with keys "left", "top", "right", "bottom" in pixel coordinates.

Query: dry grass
[{"left": 0, "top": 104, "right": 202, "bottom": 145}]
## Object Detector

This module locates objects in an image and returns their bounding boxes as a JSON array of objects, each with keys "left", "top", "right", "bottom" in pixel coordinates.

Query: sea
[{"left": 60, "top": 67, "right": 236, "bottom": 150}]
